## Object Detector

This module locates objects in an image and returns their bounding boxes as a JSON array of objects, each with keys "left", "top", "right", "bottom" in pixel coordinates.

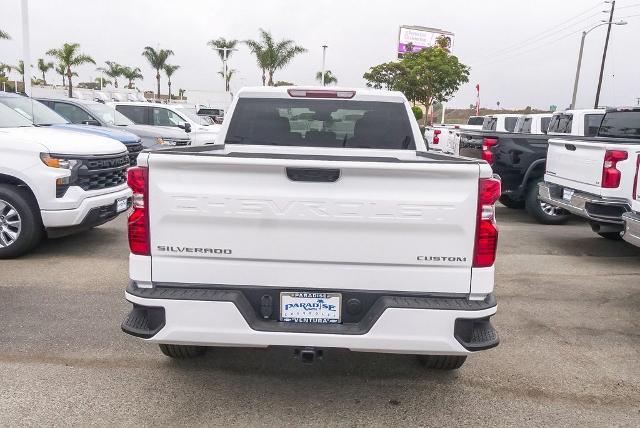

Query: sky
[{"left": 1, "top": 0, "right": 639, "bottom": 109}]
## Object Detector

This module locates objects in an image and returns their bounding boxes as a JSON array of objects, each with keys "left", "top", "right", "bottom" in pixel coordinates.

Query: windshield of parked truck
[
  {"left": 225, "top": 98, "right": 416, "bottom": 149},
  {"left": 504, "top": 117, "right": 518, "bottom": 132},
  {"left": 176, "top": 107, "right": 211, "bottom": 126},
  {"left": 584, "top": 114, "right": 604, "bottom": 137},
  {"left": 0, "top": 103, "right": 34, "bottom": 127},
  {"left": 0, "top": 97, "right": 68, "bottom": 126},
  {"left": 483, "top": 117, "right": 497, "bottom": 131},
  {"left": 85, "top": 103, "right": 134, "bottom": 126},
  {"left": 597, "top": 111, "right": 640, "bottom": 139},
  {"left": 467, "top": 116, "right": 484, "bottom": 125}
]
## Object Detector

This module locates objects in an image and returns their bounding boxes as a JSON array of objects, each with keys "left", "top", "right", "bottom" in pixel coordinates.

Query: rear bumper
[
  {"left": 623, "top": 212, "right": 640, "bottom": 247},
  {"left": 122, "top": 283, "right": 499, "bottom": 355},
  {"left": 538, "top": 182, "right": 630, "bottom": 224}
]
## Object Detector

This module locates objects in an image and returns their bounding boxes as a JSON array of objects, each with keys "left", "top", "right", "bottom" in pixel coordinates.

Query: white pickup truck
[
  {"left": 547, "top": 109, "right": 605, "bottom": 137},
  {"left": 622, "top": 164, "right": 640, "bottom": 247},
  {"left": 513, "top": 114, "right": 552, "bottom": 135},
  {"left": 120, "top": 87, "right": 500, "bottom": 369},
  {"left": 0, "top": 103, "right": 132, "bottom": 258},
  {"left": 540, "top": 107, "right": 640, "bottom": 240}
]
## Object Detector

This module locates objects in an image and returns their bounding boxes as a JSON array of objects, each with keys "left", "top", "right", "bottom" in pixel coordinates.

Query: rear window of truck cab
[
  {"left": 598, "top": 110, "right": 640, "bottom": 138},
  {"left": 224, "top": 98, "right": 416, "bottom": 150}
]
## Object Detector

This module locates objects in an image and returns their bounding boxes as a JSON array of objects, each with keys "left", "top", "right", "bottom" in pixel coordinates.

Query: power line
[
  {"left": 470, "top": 11, "right": 606, "bottom": 66},
  {"left": 471, "top": 1, "right": 603, "bottom": 61}
]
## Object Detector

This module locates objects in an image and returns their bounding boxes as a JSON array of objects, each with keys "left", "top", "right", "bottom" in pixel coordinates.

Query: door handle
[
  {"left": 286, "top": 167, "right": 340, "bottom": 182},
  {"left": 564, "top": 144, "right": 576, "bottom": 151}
]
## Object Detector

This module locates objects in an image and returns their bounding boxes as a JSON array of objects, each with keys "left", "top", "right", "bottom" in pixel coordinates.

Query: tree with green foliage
[
  {"left": 12, "top": 61, "right": 25, "bottom": 87},
  {"left": 217, "top": 68, "right": 235, "bottom": 92},
  {"left": 142, "top": 46, "right": 174, "bottom": 98},
  {"left": 207, "top": 37, "right": 238, "bottom": 91},
  {"left": 411, "top": 106, "right": 424, "bottom": 121},
  {"left": 94, "top": 76, "right": 112, "bottom": 88},
  {"left": 97, "top": 61, "right": 123, "bottom": 88},
  {"left": 315, "top": 70, "right": 337, "bottom": 86},
  {"left": 273, "top": 81, "right": 294, "bottom": 87},
  {"left": 363, "top": 62, "right": 406, "bottom": 90},
  {"left": 46, "top": 43, "right": 95, "bottom": 97},
  {"left": 0, "top": 29, "right": 10, "bottom": 40},
  {"left": 37, "top": 58, "right": 54, "bottom": 85},
  {"left": 121, "top": 66, "right": 143, "bottom": 89},
  {"left": 163, "top": 64, "right": 180, "bottom": 100},
  {"left": 245, "top": 29, "right": 306, "bottom": 86},
  {"left": 364, "top": 45, "right": 469, "bottom": 125}
]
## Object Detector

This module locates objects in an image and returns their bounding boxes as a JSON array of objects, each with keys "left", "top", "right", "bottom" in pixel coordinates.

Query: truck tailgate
[
  {"left": 148, "top": 152, "right": 481, "bottom": 294},
  {"left": 546, "top": 139, "right": 606, "bottom": 193}
]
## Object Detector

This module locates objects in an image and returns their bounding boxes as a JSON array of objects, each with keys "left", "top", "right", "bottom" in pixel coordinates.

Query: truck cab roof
[{"left": 236, "top": 86, "right": 408, "bottom": 103}]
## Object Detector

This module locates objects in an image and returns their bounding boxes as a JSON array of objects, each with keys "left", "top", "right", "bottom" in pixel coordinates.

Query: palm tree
[
  {"left": 0, "top": 63, "right": 10, "bottom": 78},
  {"left": 0, "top": 29, "right": 9, "bottom": 40},
  {"left": 46, "top": 43, "right": 95, "bottom": 97},
  {"left": 142, "top": 46, "right": 174, "bottom": 98},
  {"left": 120, "top": 66, "right": 143, "bottom": 89},
  {"left": 315, "top": 70, "right": 337, "bottom": 86},
  {"left": 37, "top": 58, "right": 54, "bottom": 85},
  {"left": 245, "top": 29, "right": 306, "bottom": 86},
  {"left": 97, "top": 61, "right": 123, "bottom": 88},
  {"left": 217, "top": 68, "right": 236, "bottom": 91},
  {"left": 94, "top": 77, "right": 112, "bottom": 88},
  {"left": 13, "top": 61, "right": 25, "bottom": 87},
  {"left": 207, "top": 37, "right": 238, "bottom": 91},
  {"left": 163, "top": 64, "right": 180, "bottom": 100},
  {"left": 177, "top": 88, "right": 186, "bottom": 99}
]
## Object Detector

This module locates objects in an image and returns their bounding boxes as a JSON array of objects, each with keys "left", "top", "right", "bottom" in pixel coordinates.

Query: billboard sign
[{"left": 398, "top": 25, "right": 454, "bottom": 57}]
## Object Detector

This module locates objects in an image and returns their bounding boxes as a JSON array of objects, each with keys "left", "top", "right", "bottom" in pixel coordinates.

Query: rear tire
[
  {"left": 159, "top": 344, "right": 206, "bottom": 359},
  {"left": 417, "top": 355, "right": 467, "bottom": 370},
  {"left": 525, "top": 179, "right": 571, "bottom": 225},
  {"left": 597, "top": 231, "right": 624, "bottom": 241},
  {"left": 0, "top": 184, "right": 42, "bottom": 259},
  {"left": 499, "top": 195, "right": 525, "bottom": 209}
]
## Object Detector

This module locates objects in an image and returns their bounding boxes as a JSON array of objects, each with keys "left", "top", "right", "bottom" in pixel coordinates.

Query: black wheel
[
  {"left": 0, "top": 184, "right": 42, "bottom": 259},
  {"left": 417, "top": 355, "right": 467, "bottom": 370},
  {"left": 597, "top": 231, "right": 623, "bottom": 241},
  {"left": 159, "top": 344, "right": 206, "bottom": 359},
  {"left": 499, "top": 195, "right": 525, "bottom": 209},
  {"left": 525, "top": 179, "right": 571, "bottom": 225}
]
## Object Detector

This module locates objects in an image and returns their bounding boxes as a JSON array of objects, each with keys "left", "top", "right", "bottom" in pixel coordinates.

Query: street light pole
[
  {"left": 570, "top": 20, "right": 626, "bottom": 109},
  {"left": 210, "top": 47, "right": 238, "bottom": 92},
  {"left": 21, "top": 0, "right": 32, "bottom": 96},
  {"left": 321, "top": 45, "right": 328, "bottom": 86},
  {"left": 595, "top": 0, "right": 616, "bottom": 108}
]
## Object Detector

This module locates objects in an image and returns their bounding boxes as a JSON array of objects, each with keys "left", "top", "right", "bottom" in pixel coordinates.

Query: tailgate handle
[
  {"left": 564, "top": 144, "right": 577, "bottom": 151},
  {"left": 286, "top": 167, "right": 340, "bottom": 182}
]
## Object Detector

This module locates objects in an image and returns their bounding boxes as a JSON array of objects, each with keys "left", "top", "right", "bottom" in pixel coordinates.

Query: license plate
[
  {"left": 562, "top": 188, "right": 574, "bottom": 202},
  {"left": 280, "top": 292, "right": 341, "bottom": 323},
  {"left": 116, "top": 197, "right": 128, "bottom": 213}
]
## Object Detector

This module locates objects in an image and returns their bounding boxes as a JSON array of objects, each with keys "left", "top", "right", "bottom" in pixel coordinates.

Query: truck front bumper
[
  {"left": 122, "top": 283, "right": 499, "bottom": 356},
  {"left": 622, "top": 212, "right": 640, "bottom": 247},
  {"left": 538, "top": 182, "right": 630, "bottom": 224},
  {"left": 41, "top": 186, "right": 132, "bottom": 237}
]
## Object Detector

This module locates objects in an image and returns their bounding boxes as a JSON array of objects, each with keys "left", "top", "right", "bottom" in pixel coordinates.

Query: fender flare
[{"left": 518, "top": 158, "right": 546, "bottom": 193}]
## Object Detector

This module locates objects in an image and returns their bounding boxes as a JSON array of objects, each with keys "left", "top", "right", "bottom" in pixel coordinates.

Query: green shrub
[{"left": 412, "top": 106, "right": 424, "bottom": 121}]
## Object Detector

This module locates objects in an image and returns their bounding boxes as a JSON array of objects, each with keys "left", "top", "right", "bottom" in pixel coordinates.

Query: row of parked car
[
  {"left": 425, "top": 107, "right": 639, "bottom": 247},
  {"left": 0, "top": 92, "right": 222, "bottom": 258}
]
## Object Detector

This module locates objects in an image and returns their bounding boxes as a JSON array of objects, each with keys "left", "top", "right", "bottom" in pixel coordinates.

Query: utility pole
[
  {"left": 595, "top": 0, "right": 616, "bottom": 108},
  {"left": 211, "top": 47, "right": 237, "bottom": 92},
  {"left": 21, "top": 0, "right": 32, "bottom": 96},
  {"left": 321, "top": 45, "right": 328, "bottom": 86}
]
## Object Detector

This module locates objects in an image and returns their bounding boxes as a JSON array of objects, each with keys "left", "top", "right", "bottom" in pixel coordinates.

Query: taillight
[
  {"left": 127, "top": 166, "right": 149, "bottom": 256},
  {"left": 433, "top": 129, "right": 441, "bottom": 145},
  {"left": 474, "top": 177, "right": 501, "bottom": 268},
  {"left": 633, "top": 154, "right": 640, "bottom": 200},
  {"left": 601, "top": 150, "right": 628, "bottom": 188},
  {"left": 482, "top": 138, "right": 498, "bottom": 165}
]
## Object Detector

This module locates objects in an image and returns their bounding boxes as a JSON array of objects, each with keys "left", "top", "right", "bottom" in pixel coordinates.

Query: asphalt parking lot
[{"left": 1, "top": 206, "right": 639, "bottom": 426}]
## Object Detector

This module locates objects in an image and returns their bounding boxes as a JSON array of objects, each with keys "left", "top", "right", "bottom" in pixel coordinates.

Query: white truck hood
[{"left": 0, "top": 127, "right": 127, "bottom": 155}]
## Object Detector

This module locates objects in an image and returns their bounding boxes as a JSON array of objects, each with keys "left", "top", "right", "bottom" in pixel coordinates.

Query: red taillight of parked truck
[
  {"left": 633, "top": 154, "right": 640, "bottom": 200},
  {"left": 601, "top": 150, "right": 628, "bottom": 188},
  {"left": 474, "top": 177, "right": 501, "bottom": 268},
  {"left": 482, "top": 138, "right": 498, "bottom": 165},
  {"left": 127, "top": 166, "right": 150, "bottom": 256},
  {"left": 433, "top": 129, "right": 441, "bottom": 145}
]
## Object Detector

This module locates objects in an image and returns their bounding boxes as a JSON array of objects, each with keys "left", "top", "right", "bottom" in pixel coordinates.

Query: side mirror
[
  {"left": 82, "top": 120, "right": 101, "bottom": 126},
  {"left": 178, "top": 122, "right": 192, "bottom": 133}
]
